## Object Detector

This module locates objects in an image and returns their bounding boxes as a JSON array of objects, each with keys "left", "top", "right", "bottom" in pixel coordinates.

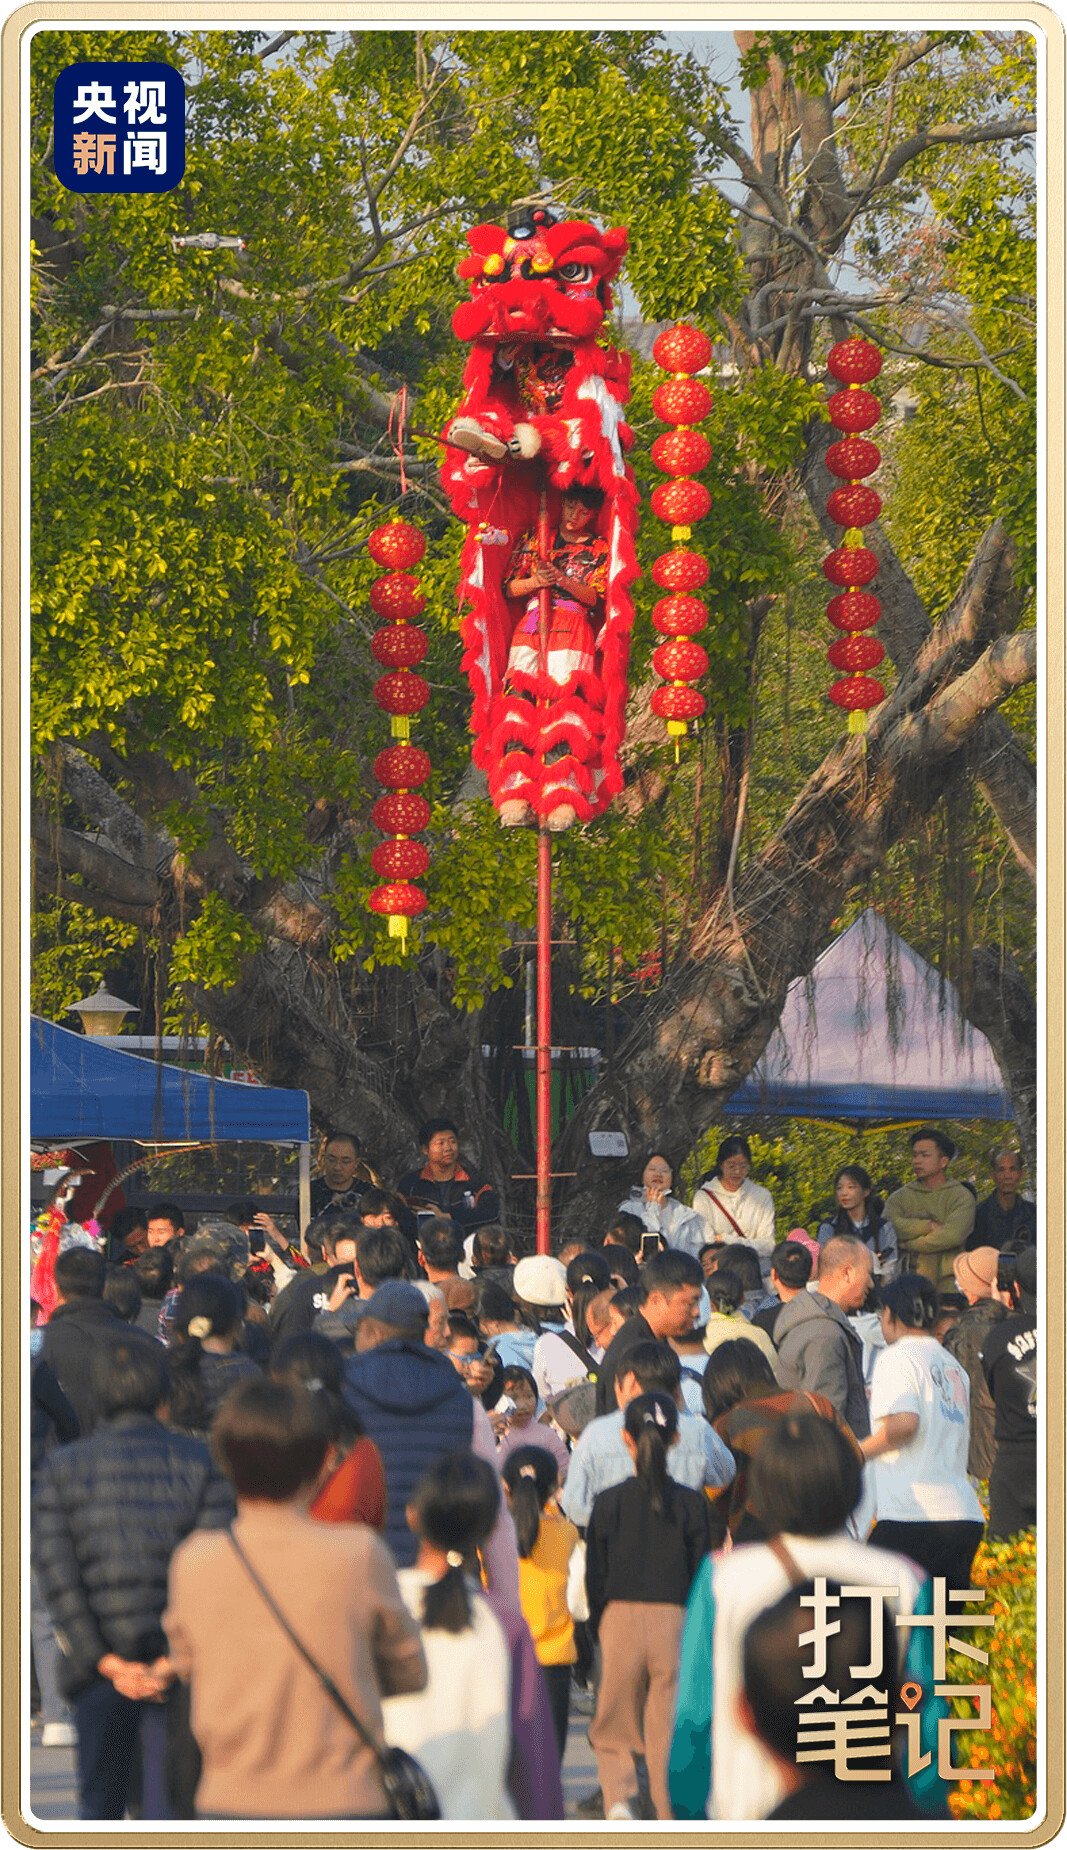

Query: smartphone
[
  {"left": 495, "top": 1394, "right": 516, "bottom": 1418},
  {"left": 640, "top": 1233, "right": 661, "bottom": 1262},
  {"left": 248, "top": 1230, "right": 266, "bottom": 1254}
]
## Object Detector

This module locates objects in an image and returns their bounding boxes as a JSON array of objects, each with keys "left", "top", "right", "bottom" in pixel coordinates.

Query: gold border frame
[{"left": 4, "top": 7, "right": 1062, "bottom": 1845}]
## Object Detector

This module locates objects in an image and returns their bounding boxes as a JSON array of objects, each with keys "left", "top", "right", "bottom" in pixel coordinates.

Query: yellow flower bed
[{"left": 947, "top": 1530, "right": 1037, "bottom": 1821}]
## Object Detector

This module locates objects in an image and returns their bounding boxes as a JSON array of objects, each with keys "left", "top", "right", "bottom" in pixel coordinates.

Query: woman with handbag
[
  {"left": 162, "top": 1378, "right": 428, "bottom": 1820},
  {"left": 382, "top": 1451, "right": 517, "bottom": 1819},
  {"left": 690, "top": 1137, "right": 776, "bottom": 1262}
]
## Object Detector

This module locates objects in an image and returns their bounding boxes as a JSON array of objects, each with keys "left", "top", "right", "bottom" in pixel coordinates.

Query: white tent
[{"left": 726, "top": 909, "right": 1013, "bottom": 1127}]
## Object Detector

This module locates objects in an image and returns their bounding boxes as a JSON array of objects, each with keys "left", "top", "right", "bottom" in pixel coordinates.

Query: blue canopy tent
[
  {"left": 31, "top": 1015, "right": 312, "bottom": 1224},
  {"left": 725, "top": 910, "right": 1014, "bottom": 1129}
]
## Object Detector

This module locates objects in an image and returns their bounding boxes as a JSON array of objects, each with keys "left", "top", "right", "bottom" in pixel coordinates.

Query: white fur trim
[{"left": 510, "top": 423, "right": 542, "bottom": 459}]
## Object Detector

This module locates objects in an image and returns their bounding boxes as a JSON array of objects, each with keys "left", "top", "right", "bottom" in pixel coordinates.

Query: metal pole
[
  {"left": 297, "top": 1141, "right": 312, "bottom": 1254},
  {"left": 536, "top": 828, "right": 552, "bottom": 1253},
  {"left": 535, "top": 490, "right": 553, "bottom": 1255}
]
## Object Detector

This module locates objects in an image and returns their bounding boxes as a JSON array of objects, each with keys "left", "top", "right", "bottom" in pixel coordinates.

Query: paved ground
[{"left": 28, "top": 1694, "right": 602, "bottom": 1824}]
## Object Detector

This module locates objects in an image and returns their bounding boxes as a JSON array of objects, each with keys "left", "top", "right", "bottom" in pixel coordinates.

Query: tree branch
[
  {"left": 830, "top": 33, "right": 952, "bottom": 109},
  {"left": 862, "top": 115, "right": 1036, "bottom": 195}
]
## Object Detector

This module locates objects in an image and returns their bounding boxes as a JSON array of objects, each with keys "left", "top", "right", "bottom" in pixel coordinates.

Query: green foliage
[
  {"left": 169, "top": 893, "right": 264, "bottom": 991},
  {"left": 31, "top": 894, "right": 141, "bottom": 1021},
  {"left": 681, "top": 1118, "right": 1016, "bottom": 1232},
  {"left": 30, "top": 26, "right": 1035, "bottom": 1049}
]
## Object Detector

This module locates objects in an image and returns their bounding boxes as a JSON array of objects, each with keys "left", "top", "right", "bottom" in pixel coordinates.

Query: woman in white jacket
[
  {"left": 691, "top": 1136, "right": 775, "bottom": 1261},
  {"left": 618, "top": 1154, "right": 705, "bottom": 1259}
]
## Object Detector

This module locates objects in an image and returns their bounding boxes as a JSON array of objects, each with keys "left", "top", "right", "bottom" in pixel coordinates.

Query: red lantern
[
  {"left": 829, "top": 676, "right": 885, "bottom": 712},
  {"left": 652, "top": 684, "right": 706, "bottom": 721},
  {"left": 651, "top": 479, "right": 711, "bottom": 526},
  {"left": 652, "top": 323, "right": 713, "bottom": 374},
  {"left": 653, "top": 377, "right": 713, "bottom": 425},
  {"left": 371, "top": 626, "right": 428, "bottom": 669},
  {"left": 369, "top": 573, "right": 426, "bottom": 621},
  {"left": 368, "top": 521, "right": 431, "bottom": 941},
  {"left": 826, "top": 485, "right": 881, "bottom": 527},
  {"left": 827, "top": 388, "right": 881, "bottom": 434},
  {"left": 823, "top": 546, "right": 879, "bottom": 588},
  {"left": 651, "top": 429, "right": 712, "bottom": 478},
  {"left": 374, "top": 671, "right": 430, "bottom": 716},
  {"left": 371, "top": 838, "right": 431, "bottom": 881},
  {"left": 652, "top": 594, "right": 708, "bottom": 637},
  {"left": 828, "top": 339, "right": 883, "bottom": 385},
  {"left": 652, "top": 550, "right": 709, "bottom": 592},
  {"left": 652, "top": 637, "right": 708, "bottom": 683},
  {"left": 827, "top": 591, "right": 881, "bottom": 632},
  {"left": 828, "top": 634, "right": 886, "bottom": 672},
  {"left": 368, "top": 882, "right": 428, "bottom": 919},
  {"left": 826, "top": 437, "right": 881, "bottom": 480},
  {"left": 374, "top": 744, "right": 431, "bottom": 788},
  {"left": 372, "top": 791, "right": 431, "bottom": 834},
  {"left": 368, "top": 520, "right": 427, "bottom": 570}
]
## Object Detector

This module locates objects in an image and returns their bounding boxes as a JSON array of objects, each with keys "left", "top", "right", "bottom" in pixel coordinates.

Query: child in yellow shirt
[{"left": 502, "top": 1446, "right": 579, "bottom": 1760}]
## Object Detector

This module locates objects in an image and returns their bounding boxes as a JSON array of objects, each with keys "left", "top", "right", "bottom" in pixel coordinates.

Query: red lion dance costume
[{"left": 440, "top": 207, "right": 639, "bottom": 831}]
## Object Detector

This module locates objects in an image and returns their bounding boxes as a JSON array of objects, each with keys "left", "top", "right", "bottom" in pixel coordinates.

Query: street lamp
[{"left": 68, "top": 984, "right": 139, "bottom": 1037}]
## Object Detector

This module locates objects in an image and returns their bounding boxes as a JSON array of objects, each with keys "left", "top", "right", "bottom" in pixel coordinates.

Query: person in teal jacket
[{"left": 668, "top": 1412, "right": 951, "bottom": 1822}]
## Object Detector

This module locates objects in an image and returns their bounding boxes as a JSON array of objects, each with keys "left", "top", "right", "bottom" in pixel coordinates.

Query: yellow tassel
[
  {"left": 843, "top": 527, "right": 864, "bottom": 548},
  {"left": 848, "top": 709, "right": 867, "bottom": 734},
  {"left": 390, "top": 715, "right": 411, "bottom": 740},
  {"left": 671, "top": 525, "right": 692, "bottom": 541},
  {"left": 388, "top": 915, "right": 408, "bottom": 940}
]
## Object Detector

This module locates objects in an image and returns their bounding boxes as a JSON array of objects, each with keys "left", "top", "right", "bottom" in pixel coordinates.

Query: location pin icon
[{"left": 900, "top": 1682, "right": 922, "bottom": 1711}]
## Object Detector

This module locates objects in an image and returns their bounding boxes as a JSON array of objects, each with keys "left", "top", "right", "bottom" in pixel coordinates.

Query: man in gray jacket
[{"left": 773, "top": 1235, "right": 872, "bottom": 1438}]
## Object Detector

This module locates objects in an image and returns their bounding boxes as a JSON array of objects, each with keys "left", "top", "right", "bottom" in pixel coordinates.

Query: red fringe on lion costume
[{"left": 440, "top": 207, "right": 639, "bottom": 830}]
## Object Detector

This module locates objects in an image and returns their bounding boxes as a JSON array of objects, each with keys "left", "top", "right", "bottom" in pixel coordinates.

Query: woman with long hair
[
  {"left": 690, "top": 1136, "right": 775, "bottom": 1261},
  {"left": 817, "top": 1164, "right": 898, "bottom": 1275},
  {"left": 862, "top": 1273, "right": 984, "bottom": 1586},
  {"left": 381, "top": 1452, "right": 516, "bottom": 1820},
  {"left": 700, "top": 1339, "right": 862, "bottom": 1548},
  {"left": 502, "top": 1446, "right": 579, "bottom": 1761},
  {"left": 585, "top": 1393, "right": 714, "bottom": 1820}
]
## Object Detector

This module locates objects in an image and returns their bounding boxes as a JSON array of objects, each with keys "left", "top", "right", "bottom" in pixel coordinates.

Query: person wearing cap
[
  {"left": 981, "top": 1245, "right": 1038, "bottom": 1538},
  {"left": 966, "top": 1147, "right": 1038, "bottom": 1251},
  {"left": 509, "top": 1255, "right": 578, "bottom": 1399},
  {"left": 942, "top": 1247, "right": 1004, "bottom": 1481},
  {"left": 342, "top": 1279, "right": 520, "bottom": 1598}
]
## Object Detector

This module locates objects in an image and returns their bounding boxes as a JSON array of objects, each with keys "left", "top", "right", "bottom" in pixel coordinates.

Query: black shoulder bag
[{"left": 227, "top": 1530, "right": 440, "bottom": 1821}]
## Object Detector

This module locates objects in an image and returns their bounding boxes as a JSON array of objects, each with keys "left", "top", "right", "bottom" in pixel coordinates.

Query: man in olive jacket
[
  {"left": 772, "top": 1236, "right": 872, "bottom": 1439},
  {"left": 883, "top": 1128, "right": 976, "bottom": 1286},
  {"left": 32, "top": 1339, "right": 233, "bottom": 1819}
]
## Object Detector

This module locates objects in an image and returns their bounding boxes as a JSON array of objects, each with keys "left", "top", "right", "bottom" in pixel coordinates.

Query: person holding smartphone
[{"left": 618, "top": 1156, "right": 704, "bottom": 1260}]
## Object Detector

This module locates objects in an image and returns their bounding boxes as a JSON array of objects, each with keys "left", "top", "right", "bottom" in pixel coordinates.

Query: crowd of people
[{"left": 29, "top": 1120, "right": 1039, "bottom": 1822}]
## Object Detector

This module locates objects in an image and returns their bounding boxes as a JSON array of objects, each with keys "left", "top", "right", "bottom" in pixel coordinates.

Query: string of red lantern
[
  {"left": 366, "top": 519, "right": 431, "bottom": 941},
  {"left": 649, "top": 323, "right": 713, "bottom": 758},
  {"left": 823, "top": 339, "right": 886, "bottom": 731}
]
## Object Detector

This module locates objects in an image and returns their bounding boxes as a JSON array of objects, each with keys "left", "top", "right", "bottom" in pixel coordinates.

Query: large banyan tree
[{"left": 30, "top": 28, "right": 1037, "bottom": 1233}]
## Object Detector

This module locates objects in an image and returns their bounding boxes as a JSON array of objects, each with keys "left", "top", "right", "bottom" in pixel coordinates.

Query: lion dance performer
[{"left": 440, "top": 206, "right": 639, "bottom": 831}]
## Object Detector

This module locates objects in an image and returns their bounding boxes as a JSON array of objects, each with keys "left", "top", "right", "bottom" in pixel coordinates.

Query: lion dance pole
[{"left": 440, "top": 206, "right": 639, "bottom": 1253}]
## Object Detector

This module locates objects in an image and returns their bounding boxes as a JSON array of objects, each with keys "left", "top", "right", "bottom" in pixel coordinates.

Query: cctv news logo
[{"left": 53, "top": 62, "right": 185, "bottom": 193}]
